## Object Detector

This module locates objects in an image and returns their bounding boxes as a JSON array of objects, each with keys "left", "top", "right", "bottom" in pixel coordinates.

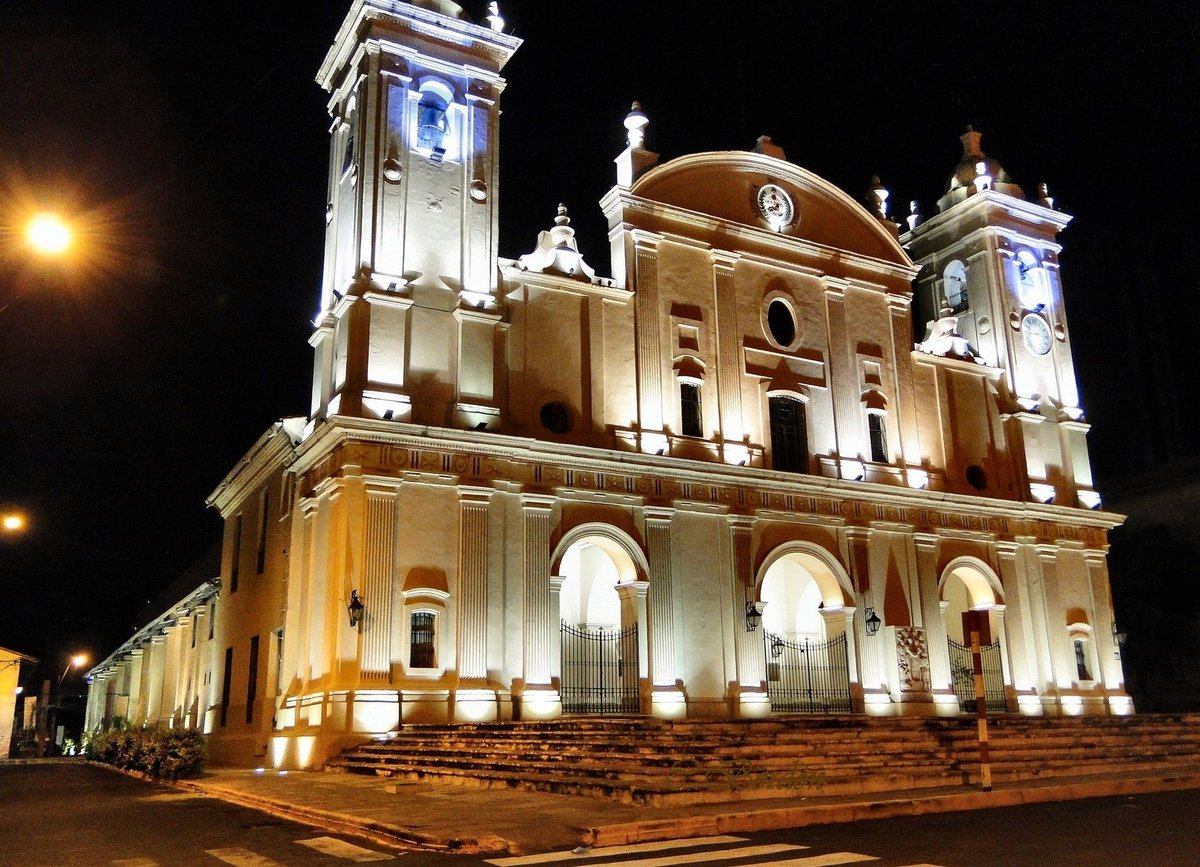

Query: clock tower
[
  {"left": 308, "top": 1, "right": 521, "bottom": 430},
  {"left": 905, "top": 128, "right": 1100, "bottom": 509}
]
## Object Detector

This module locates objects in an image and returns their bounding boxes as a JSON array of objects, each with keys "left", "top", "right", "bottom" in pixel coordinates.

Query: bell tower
[
  {"left": 309, "top": 0, "right": 520, "bottom": 429},
  {"left": 905, "top": 128, "right": 1100, "bottom": 509}
]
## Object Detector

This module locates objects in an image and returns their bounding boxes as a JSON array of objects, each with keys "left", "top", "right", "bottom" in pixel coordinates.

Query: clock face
[
  {"left": 1021, "top": 313, "right": 1052, "bottom": 355},
  {"left": 757, "top": 184, "right": 794, "bottom": 229}
]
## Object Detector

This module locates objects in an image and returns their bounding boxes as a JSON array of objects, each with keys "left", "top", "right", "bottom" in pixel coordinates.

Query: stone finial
[
  {"left": 1037, "top": 182, "right": 1055, "bottom": 209},
  {"left": 960, "top": 124, "right": 984, "bottom": 158},
  {"left": 517, "top": 204, "right": 595, "bottom": 281},
  {"left": 906, "top": 199, "right": 921, "bottom": 232},
  {"left": 752, "top": 135, "right": 787, "bottom": 161},
  {"left": 867, "top": 175, "right": 889, "bottom": 218},
  {"left": 624, "top": 101, "right": 649, "bottom": 149},
  {"left": 485, "top": 2, "right": 505, "bottom": 33}
]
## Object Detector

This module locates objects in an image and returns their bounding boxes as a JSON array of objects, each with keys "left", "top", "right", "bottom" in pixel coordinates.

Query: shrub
[{"left": 86, "top": 725, "right": 206, "bottom": 780}]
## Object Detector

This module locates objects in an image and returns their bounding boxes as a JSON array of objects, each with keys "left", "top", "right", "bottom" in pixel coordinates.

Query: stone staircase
[{"left": 324, "top": 713, "right": 1200, "bottom": 806}]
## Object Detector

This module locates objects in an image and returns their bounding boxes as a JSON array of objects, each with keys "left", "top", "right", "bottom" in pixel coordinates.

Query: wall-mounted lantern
[
  {"left": 744, "top": 600, "right": 764, "bottom": 632},
  {"left": 1112, "top": 622, "right": 1127, "bottom": 646},
  {"left": 347, "top": 590, "right": 365, "bottom": 628},
  {"left": 864, "top": 608, "right": 882, "bottom": 637},
  {"left": 769, "top": 636, "right": 785, "bottom": 658}
]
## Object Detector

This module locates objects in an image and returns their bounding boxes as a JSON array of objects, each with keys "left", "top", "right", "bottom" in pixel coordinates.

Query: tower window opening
[
  {"left": 680, "top": 383, "right": 703, "bottom": 437},
  {"left": 1074, "top": 638, "right": 1092, "bottom": 681},
  {"left": 868, "top": 413, "right": 888, "bottom": 463},
  {"left": 416, "top": 83, "right": 452, "bottom": 163},
  {"left": 943, "top": 260, "right": 968, "bottom": 313}
]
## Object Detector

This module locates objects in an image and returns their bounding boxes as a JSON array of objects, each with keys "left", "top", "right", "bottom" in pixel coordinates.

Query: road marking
[
  {"left": 112, "top": 860, "right": 159, "bottom": 866},
  {"left": 485, "top": 836, "right": 753, "bottom": 864},
  {"left": 764, "top": 855, "right": 880, "bottom": 866},
  {"left": 585, "top": 843, "right": 807, "bottom": 866},
  {"left": 296, "top": 836, "right": 395, "bottom": 861},
  {"left": 204, "top": 847, "right": 285, "bottom": 866}
]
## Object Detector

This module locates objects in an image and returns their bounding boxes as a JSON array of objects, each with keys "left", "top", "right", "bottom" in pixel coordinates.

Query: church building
[{"left": 86, "top": 0, "right": 1131, "bottom": 769}]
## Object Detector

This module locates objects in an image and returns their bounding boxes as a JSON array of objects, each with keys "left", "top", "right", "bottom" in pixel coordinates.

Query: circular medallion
[
  {"left": 1021, "top": 313, "right": 1052, "bottom": 355},
  {"left": 756, "top": 184, "right": 795, "bottom": 229}
]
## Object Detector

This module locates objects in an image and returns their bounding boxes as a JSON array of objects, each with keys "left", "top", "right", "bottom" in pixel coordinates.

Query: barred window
[{"left": 410, "top": 612, "right": 436, "bottom": 669}]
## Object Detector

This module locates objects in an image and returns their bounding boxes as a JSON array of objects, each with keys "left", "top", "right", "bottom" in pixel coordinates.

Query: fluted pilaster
[
  {"left": 521, "top": 495, "right": 556, "bottom": 686},
  {"left": 456, "top": 487, "right": 494, "bottom": 683}
]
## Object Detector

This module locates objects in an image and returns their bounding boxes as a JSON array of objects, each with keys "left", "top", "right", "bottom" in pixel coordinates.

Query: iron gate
[
  {"left": 948, "top": 637, "right": 1006, "bottom": 712},
  {"left": 763, "top": 631, "right": 852, "bottom": 713},
  {"left": 560, "top": 621, "right": 639, "bottom": 714}
]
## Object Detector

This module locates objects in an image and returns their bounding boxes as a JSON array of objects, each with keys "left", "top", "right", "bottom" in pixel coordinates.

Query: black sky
[{"left": 1, "top": 1, "right": 1196, "bottom": 670}]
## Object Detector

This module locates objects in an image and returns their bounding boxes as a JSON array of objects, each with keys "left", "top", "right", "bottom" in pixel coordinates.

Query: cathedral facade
[{"left": 86, "top": 0, "right": 1130, "bottom": 768}]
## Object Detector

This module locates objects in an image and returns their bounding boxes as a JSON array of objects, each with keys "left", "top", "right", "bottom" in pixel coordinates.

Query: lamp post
[{"left": 59, "top": 653, "right": 88, "bottom": 686}]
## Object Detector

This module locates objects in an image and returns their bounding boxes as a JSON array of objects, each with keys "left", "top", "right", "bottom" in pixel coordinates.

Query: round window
[
  {"left": 766, "top": 299, "right": 796, "bottom": 347},
  {"left": 539, "top": 401, "right": 571, "bottom": 434}
]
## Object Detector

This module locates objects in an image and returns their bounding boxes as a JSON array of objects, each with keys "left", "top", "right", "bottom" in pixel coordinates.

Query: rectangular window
[
  {"left": 246, "top": 635, "right": 260, "bottom": 725},
  {"left": 410, "top": 612, "right": 436, "bottom": 669},
  {"left": 191, "top": 615, "right": 197, "bottom": 649},
  {"left": 256, "top": 490, "right": 269, "bottom": 575},
  {"left": 219, "top": 646, "right": 233, "bottom": 728},
  {"left": 208, "top": 601, "right": 216, "bottom": 641},
  {"left": 769, "top": 396, "right": 809, "bottom": 473},
  {"left": 868, "top": 413, "right": 888, "bottom": 463},
  {"left": 680, "top": 383, "right": 703, "bottom": 437},
  {"left": 230, "top": 515, "right": 243, "bottom": 593}
]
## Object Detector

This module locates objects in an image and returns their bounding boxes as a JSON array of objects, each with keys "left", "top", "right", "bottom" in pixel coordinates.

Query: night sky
[{"left": 1, "top": 1, "right": 1196, "bottom": 673}]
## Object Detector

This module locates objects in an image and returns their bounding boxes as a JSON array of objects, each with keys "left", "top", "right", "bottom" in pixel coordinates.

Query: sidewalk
[{"left": 174, "top": 764, "right": 1200, "bottom": 856}]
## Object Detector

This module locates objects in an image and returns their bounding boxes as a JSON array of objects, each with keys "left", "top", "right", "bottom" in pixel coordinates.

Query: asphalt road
[{"left": 3, "top": 762, "right": 1198, "bottom": 866}]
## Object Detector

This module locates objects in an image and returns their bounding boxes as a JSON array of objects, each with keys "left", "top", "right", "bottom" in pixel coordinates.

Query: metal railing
[
  {"left": 560, "top": 622, "right": 639, "bottom": 714},
  {"left": 764, "top": 631, "right": 852, "bottom": 713},
  {"left": 948, "top": 637, "right": 1006, "bottom": 713}
]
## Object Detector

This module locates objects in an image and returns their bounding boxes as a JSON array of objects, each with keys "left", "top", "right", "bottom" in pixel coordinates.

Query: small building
[
  {"left": 1, "top": 646, "right": 36, "bottom": 759},
  {"left": 88, "top": 0, "right": 1131, "bottom": 770}
]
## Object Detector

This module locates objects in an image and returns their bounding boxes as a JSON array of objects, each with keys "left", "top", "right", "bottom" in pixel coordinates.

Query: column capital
[
  {"left": 630, "top": 229, "right": 662, "bottom": 251},
  {"left": 994, "top": 539, "right": 1021, "bottom": 557},
  {"left": 643, "top": 506, "right": 676, "bottom": 525},
  {"left": 616, "top": 579, "right": 651, "bottom": 601},
  {"left": 844, "top": 525, "right": 872, "bottom": 542},
  {"left": 913, "top": 531, "right": 939, "bottom": 550},
  {"left": 1083, "top": 548, "right": 1109, "bottom": 566},
  {"left": 726, "top": 514, "right": 756, "bottom": 531},
  {"left": 520, "top": 493, "right": 557, "bottom": 512},
  {"left": 457, "top": 485, "right": 495, "bottom": 506},
  {"left": 709, "top": 249, "right": 741, "bottom": 269}
]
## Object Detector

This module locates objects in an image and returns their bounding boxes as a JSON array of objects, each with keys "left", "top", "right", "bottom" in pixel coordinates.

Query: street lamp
[
  {"left": 26, "top": 213, "right": 72, "bottom": 256},
  {"left": 2, "top": 512, "right": 25, "bottom": 533},
  {"left": 59, "top": 653, "right": 88, "bottom": 686}
]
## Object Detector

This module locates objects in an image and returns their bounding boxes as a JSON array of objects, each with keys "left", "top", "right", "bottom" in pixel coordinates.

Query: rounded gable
[{"left": 630, "top": 151, "right": 910, "bottom": 267}]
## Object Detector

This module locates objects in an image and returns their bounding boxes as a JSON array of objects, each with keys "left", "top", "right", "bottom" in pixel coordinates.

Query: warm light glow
[
  {"left": 70, "top": 653, "right": 89, "bottom": 669},
  {"left": 26, "top": 213, "right": 72, "bottom": 255},
  {"left": 2, "top": 513, "right": 25, "bottom": 533}
]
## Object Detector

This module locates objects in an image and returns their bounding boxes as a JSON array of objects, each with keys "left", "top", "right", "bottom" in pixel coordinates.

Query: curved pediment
[{"left": 630, "top": 151, "right": 910, "bottom": 267}]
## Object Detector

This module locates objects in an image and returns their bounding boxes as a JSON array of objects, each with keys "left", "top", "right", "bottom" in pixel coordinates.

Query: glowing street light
[
  {"left": 59, "top": 653, "right": 88, "bottom": 686},
  {"left": 26, "top": 213, "right": 72, "bottom": 256},
  {"left": 2, "top": 512, "right": 25, "bottom": 533}
]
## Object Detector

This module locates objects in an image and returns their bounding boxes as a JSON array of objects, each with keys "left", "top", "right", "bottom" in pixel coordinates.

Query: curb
[
  {"left": 174, "top": 779, "right": 513, "bottom": 855},
  {"left": 578, "top": 771, "right": 1200, "bottom": 847}
]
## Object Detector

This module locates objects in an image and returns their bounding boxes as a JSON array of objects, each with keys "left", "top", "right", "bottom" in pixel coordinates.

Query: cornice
[{"left": 289, "top": 416, "right": 1123, "bottom": 548}]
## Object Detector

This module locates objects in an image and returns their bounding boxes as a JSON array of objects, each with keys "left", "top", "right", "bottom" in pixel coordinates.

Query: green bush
[{"left": 86, "top": 725, "right": 206, "bottom": 780}]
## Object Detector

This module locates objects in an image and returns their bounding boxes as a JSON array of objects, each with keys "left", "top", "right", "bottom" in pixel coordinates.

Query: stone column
[
  {"left": 360, "top": 483, "right": 397, "bottom": 680},
  {"left": 455, "top": 487, "right": 494, "bottom": 685},
  {"left": 1033, "top": 544, "right": 1064, "bottom": 691},
  {"left": 845, "top": 527, "right": 883, "bottom": 693},
  {"left": 548, "top": 575, "right": 565, "bottom": 697},
  {"left": 520, "top": 495, "right": 557, "bottom": 701},
  {"left": 632, "top": 233, "right": 665, "bottom": 440},
  {"left": 995, "top": 541, "right": 1036, "bottom": 697},
  {"left": 991, "top": 603, "right": 1015, "bottom": 710},
  {"left": 616, "top": 579, "right": 651, "bottom": 712},
  {"left": 728, "top": 516, "right": 767, "bottom": 717},
  {"left": 710, "top": 251, "right": 743, "bottom": 448},
  {"left": 643, "top": 508, "right": 678, "bottom": 688},
  {"left": 913, "top": 533, "right": 952, "bottom": 695},
  {"left": 1084, "top": 549, "right": 1125, "bottom": 692}
]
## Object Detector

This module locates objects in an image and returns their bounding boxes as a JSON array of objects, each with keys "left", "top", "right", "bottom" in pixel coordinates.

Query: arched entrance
[
  {"left": 553, "top": 530, "right": 645, "bottom": 714},
  {"left": 941, "top": 558, "right": 1008, "bottom": 712},
  {"left": 757, "top": 546, "right": 855, "bottom": 713}
]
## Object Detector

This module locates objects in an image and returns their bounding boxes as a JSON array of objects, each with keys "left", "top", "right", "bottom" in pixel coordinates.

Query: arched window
[
  {"left": 416, "top": 80, "right": 454, "bottom": 163},
  {"left": 943, "top": 260, "right": 968, "bottom": 312}
]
